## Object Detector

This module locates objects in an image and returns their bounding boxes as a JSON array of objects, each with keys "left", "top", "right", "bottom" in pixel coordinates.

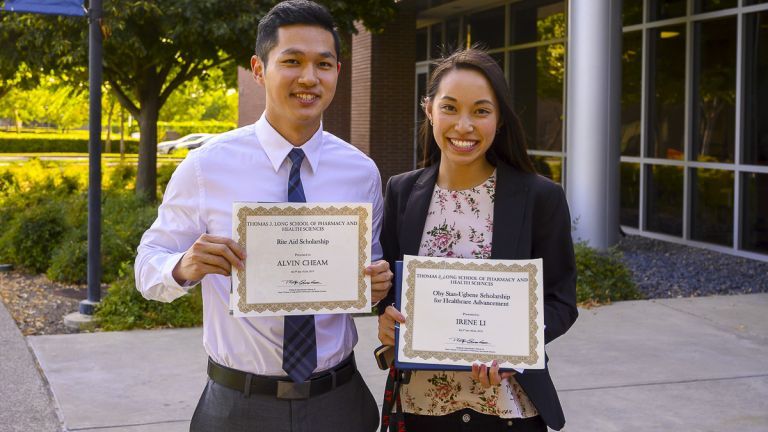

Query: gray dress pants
[{"left": 189, "top": 371, "right": 379, "bottom": 432}]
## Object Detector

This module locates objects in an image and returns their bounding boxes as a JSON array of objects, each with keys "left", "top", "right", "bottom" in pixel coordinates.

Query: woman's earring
[{"left": 429, "top": 119, "right": 433, "bottom": 126}]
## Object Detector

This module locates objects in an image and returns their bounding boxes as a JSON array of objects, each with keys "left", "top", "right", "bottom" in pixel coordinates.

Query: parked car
[{"left": 157, "top": 133, "right": 216, "bottom": 154}]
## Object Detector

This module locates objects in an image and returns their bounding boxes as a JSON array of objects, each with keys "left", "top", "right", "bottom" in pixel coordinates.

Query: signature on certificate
[
  {"left": 282, "top": 279, "right": 322, "bottom": 286},
  {"left": 449, "top": 337, "right": 489, "bottom": 345}
]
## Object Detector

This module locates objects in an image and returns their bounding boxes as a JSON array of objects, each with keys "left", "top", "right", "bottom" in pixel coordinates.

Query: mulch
[{"left": 0, "top": 270, "right": 101, "bottom": 336}]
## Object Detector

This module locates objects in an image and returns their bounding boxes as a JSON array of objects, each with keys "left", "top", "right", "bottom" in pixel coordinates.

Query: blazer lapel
[
  {"left": 400, "top": 164, "right": 439, "bottom": 256},
  {"left": 491, "top": 162, "right": 529, "bottom": 259}
]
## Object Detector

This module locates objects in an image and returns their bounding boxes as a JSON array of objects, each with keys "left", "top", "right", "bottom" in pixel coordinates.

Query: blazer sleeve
[
  {"left": 377, "top": 175, "right": 401, "bottom": 315},
  {"left": 532, "top": 183, "right": 578, "bottom": 344}
]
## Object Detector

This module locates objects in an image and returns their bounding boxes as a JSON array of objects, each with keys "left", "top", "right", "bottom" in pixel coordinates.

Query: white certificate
[
  {"left": 230, "top": 202, "right": 372, "bottom": 317},
  {"left": 396, "top": 255, "right": 544, "bottom": 370}
]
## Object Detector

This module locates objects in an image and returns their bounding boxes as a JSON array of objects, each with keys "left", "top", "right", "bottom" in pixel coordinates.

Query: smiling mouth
[
  {"left": 292, "top": 92, "right": 319, "bottom": 104},
  {"left": 448, "top": 138, "right": 479, "bottom": 152}
]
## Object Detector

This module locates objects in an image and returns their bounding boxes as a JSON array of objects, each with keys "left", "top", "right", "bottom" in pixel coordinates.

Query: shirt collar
[{"left": 255, "top": 114, "right": 323, "bottom": 174}]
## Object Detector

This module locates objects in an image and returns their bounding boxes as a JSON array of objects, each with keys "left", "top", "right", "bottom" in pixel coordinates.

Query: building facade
[{"left": 239, "top": 0, "right": 768, "bottom": 261}]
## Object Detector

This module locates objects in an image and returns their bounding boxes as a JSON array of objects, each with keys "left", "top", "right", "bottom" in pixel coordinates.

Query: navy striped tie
[{"left": 282, "top": 148, "right": 317, "bottom": 383}]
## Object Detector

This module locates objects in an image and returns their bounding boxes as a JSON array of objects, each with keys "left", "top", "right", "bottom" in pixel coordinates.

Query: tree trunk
[
  {"left": 106, "top": 98, "right": 115, "bottom": 153},
  {"left": 119, "top": 105, "right": 125, "bottom": 161},
  {"left": 13, "top": 108, "right": 21, "bottom": 133},
  {"left": 136, "top": 96, "right": 159, "bottom": 201}
]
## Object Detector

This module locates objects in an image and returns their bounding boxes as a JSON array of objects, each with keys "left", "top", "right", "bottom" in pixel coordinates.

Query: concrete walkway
[
  {"left": 2, "top": 294, "right": 767, "bottom": 431},
  {"left": 0, "top": 300, "right": 60, "bottom": 432}
]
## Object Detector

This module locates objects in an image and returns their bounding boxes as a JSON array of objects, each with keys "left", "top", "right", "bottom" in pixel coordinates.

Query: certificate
[
  {"left": 395, "top": 255, "right": 544, "bottom": 370},
  {"left": 230, "top": 202, "right": 372, "bottom": 317}
]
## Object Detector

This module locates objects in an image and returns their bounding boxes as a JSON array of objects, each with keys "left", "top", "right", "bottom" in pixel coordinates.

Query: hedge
[{"left": 0, "top": 136, "right": 139, "bottom": 153}]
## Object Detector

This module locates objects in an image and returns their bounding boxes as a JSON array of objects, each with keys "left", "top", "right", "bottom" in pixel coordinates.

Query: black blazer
[{"left": 378, "top": 161, "right": 578, "bottom": 431}]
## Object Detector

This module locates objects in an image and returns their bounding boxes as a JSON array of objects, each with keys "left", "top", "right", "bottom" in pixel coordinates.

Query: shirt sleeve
[
  {"left": 369, "top": 165, "right": 384, "bottom": 262},
  {"left": 134, "top": 151, "right": 206, "bottom": 303}
]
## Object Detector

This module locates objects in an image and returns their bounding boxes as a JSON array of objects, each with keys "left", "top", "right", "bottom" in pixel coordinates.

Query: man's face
[{"left": 251, "top": 25, "right": 339, "bottom": 133}]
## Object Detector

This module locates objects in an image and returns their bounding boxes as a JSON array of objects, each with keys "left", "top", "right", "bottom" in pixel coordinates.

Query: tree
[
  {"left": 0, "top": 12, "right": 40, "bottom": 102},
  {"left": 5, "top": 0, "right": 396, "bottom": 200},
  {"left": 159, "top": 66, "right": 238, "bottom": 124},
  {"left": 0, "top": 74, "right": 88, "bottom": 132}
]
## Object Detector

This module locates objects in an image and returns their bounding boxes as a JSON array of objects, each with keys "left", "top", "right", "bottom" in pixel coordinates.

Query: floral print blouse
[{"left": 401, "top": 171, "right": 539, "bottom": 419}]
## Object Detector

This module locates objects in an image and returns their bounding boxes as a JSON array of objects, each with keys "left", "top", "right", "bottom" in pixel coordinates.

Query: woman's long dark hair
[{"left": 420, "top": 48, "right": 536, "bottom": 174}]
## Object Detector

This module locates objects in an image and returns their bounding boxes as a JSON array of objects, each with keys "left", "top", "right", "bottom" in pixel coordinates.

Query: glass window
[
  {"left": 647, "top": 25, "right": 686, "bottom": 160},
  {"left": 692, "top": 17, "right": 736, "bottom": 163},
  {"left": 650, "top": 0, "right": 686, "bottom": 21},
  {"left": 510, "top": 1, "right": 566, "bottom": 45},
  {"left": 744, "top": 12, "right": 768, "bottom": 166},
  {"left": 624, "top": 0, "right": 644, "bottom": 26},
  {"left": 691, "top": 168, "right": 734, "bottom": 246},
  {"left": 416, "top": 28, "right": 428, "bottom": 62},
  {"left": 510, "top": 44, "right": 565, "bottom": 152},
  {"left": 445, "top": 18, "right": 460, "bottom": 53},
  {"left": 531, "top": 156, "right": 562, "bottom": 183},
  {"left": 645, "top": 165, "right": 684, "bottom": 236},
  {"left": 466, "top": 7, "right": 505, "bottom": 49},
  {"left": 621, "top": 163, "right": 641, "bottom": 228},
  {"left": 694, "top": 0, "right": 737, "bottom": 12},
  {"left": 745, "top": 0, "right": 768, "bottom": 4},
  {"left": 415, "top": 71, "right": 428, "bottom": 167},
  {"left": 622, "top": 31, "right": 643, "bottom": 157},
  {"left": 430, "top": 24, "right": 443, "bottom": 59},
  {"left": 742, "top": 172, "right": 768, "bottom": 254},
  {"left": 490, "top": 52, "right": 505, "bottom": 74}
]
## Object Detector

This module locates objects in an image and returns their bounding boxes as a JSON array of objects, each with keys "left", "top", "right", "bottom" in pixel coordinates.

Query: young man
[{"left": 134, "top": 2, "right": 391, "bottom": 431}]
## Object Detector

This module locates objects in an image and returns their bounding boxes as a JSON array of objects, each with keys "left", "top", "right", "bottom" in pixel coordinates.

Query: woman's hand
[
  {"left": 471, "top": 361, "right": 515, "bottom": 388},
  {"left": 378, "top": 305, "right": 406, "bottom": 346}
]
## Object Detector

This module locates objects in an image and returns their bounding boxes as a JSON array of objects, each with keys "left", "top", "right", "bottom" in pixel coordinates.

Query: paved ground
[
  {"left": 0, "top": 300, "right": 60, "bottom": 432},
  {"left": 2, "top": 294, "right": 767, "bottom": 432}
]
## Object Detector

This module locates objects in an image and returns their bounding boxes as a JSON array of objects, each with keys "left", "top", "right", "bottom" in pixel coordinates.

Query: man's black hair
[{"left": 255, "top": 0, "right": 340, "bottom": 68}]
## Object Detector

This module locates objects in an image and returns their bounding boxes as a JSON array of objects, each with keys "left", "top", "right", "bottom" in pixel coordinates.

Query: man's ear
[{"left": 251, "top": 55, "right": 266, "bottom": 86}]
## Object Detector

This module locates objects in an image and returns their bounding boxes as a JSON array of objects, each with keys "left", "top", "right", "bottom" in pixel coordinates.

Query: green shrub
[
  {"left": 47, "top": 230, "right": 88, "bottom": 284},
  {"left": 106, "top": 163, "right": 138, "bottom": 191},
  {"left": 0, "top": 158, "right": 87, "bottom": 196},
  {"left": 574, "top": 242, "right": 641, "bottom": 304},
  {"left": 95, "top": 263, "right": 203, "bottom": 331},
  {"left": 47, "top": 191, "right": 157, "bottom": 284},
  {"left": 0, "top": 134, "right": 139, "bottom": 153},
  {"left": 0, "top": 200, "right": 69, "bottom": 272}
]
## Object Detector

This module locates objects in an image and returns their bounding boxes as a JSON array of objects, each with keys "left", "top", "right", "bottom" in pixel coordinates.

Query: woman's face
[{"left": 426, "top": 68, "right": 499, "bottom": 170}]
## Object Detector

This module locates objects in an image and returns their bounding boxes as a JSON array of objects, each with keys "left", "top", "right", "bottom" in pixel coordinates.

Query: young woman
[{"left": 377, "top": 48, "right": 578, "bottom": 432}]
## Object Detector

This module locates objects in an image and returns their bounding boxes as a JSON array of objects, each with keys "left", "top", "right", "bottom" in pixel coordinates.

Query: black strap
[{"left": 381, "top": 365, "right": 406, "bottom": 432}]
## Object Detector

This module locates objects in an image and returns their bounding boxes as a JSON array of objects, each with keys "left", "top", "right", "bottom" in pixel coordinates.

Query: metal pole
[{"left": 80, "top": 0, "right": 103, "bottom": 315}]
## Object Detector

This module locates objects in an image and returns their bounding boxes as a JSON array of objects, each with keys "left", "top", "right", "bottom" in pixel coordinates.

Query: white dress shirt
[{"left": 135, "top": 115, "right": 384, "bottom": 376}]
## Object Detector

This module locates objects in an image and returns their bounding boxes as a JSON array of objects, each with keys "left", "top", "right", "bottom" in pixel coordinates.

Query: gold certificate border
[
  {"left": 403, "top": 258, "right": 540, "bottom": 365},
  {"left": 235, "top": 205, "right": 369, "bottom": 313}
]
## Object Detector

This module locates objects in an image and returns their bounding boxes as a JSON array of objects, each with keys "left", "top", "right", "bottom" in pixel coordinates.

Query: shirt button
[
  {"left": 507, "top": 420, "right": 514, "bottom": 426},
  {"left": 462, "top": 413, "right": 471, "bottom": 423}
]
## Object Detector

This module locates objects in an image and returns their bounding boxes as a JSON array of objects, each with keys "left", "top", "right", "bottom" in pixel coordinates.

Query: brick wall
[
  {"left": 351, "top": 5, "right": 417, "bottom": 184},
  {"left": 370, "top": 6, "right": 417, "bottom": 184},
  {"left": 237, "top": 66, "right": 266, "bottom": 127},
  {"left": 350, "top": 24, "right": 372, "bottom": 155},
  {"left": 322, "top": 32, "right": 352, "bottom": 142}
]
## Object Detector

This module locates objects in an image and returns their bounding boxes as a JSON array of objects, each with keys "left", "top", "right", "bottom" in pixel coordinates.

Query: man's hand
[
  {"left": 378, "top": 305, "right": 405, "bottom": 346},
  {"left": 471, "top": 361, "right": 515, "bottom": 388},
  {"left": 172, "top": 234, "right": 246, "bottom": 285},
  {"left": 365, "top": 259, "right": 393, "bottom": 303}
]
